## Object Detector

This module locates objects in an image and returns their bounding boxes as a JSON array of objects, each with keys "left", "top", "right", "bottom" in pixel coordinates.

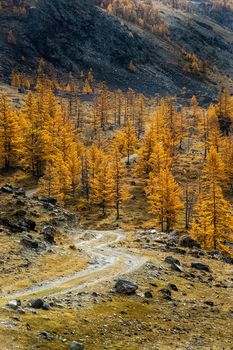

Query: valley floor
[{"left": 0, "top": 227, "right": 232, "bottom": 350}]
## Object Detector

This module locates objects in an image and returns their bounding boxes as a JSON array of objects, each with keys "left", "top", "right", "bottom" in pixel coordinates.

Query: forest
[{"left": 1, "top": 60, "right": 233, "bottom": 257}]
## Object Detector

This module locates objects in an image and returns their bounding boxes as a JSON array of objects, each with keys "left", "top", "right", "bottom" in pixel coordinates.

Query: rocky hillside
[{"left": 0, "top": 0, "right": 232, "bottom": 101}]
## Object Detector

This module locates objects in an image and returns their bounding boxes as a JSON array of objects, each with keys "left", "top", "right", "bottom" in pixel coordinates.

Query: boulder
[
  {"left": 15, "top": 188, "right": 26, "bottom": 196},
  {"left": 14, "top": 210, "right": 26, "bottom": 218},
  {"left": 38, "top": 196, "right": 57, "bottom": 205},
  {"left": 6, "top": 300, "right": 21, "bottom": 310},
  {"left": 2, "top": 217, "right": 36, "bottom": 233},
  {"left": 1, "top": 184, "right": 13, "bottom": 194},
  {"left": 191, "top": 262, "right": 210, "bottom": 272},
  {"left": 179, "top": 235, "right": 200, "bottom": 248},
  {"left": 222, "top": 256, "right": 233, "bottom": 265},
  {"left": 23, "top": 219, "right": 36, "bottom": 231},
  {"left": 165, "top": 256, "right": 184, "bottom": 272},
  {"left": 21, "top": 236, "right": 39, "bottom": 249},
  {"left": 42, "top": 202, "right": 55, "bottom": 211},
  {"left": 29, "top": 298, "right": 44, "bottom": 309},
  {"left": 115, "top": 278, "right": 138, "bottom": 295},
  {"left": 41, "top": 225, "right": 55, "bottom": 244},
  {"left": 70, "top": 341, "right": 85, "bottom": 350}
]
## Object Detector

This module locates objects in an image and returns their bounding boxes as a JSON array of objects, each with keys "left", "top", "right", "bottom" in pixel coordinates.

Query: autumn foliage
[{"left": 0, "top": 61, "right": 233, "bottom": 256}]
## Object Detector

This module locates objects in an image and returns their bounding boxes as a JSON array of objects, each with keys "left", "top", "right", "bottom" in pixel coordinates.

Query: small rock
[
  {"left": 191, "top": 262, "right": 210, "bottom": 272},
  {"left": 41, "top": 225, "right": 55, "bottom": 244},
  {"left": 18, "top": 307, "right": 26, "bottom": 314},
  {"left": 165, "top": 256, "right": 184, "bottom": 272},
  {"left": 70, "top": 341, "right": 85, "bottom": 350},
  {"left": 42, "top": 302, "right": 51, "bottom": 310},
  {"left": 15, "top": 188, "right": 26, "bottom": 196},
  {"left": 160, "top": 288, "right": 172, "bottom": 300},
  {"left": 1, "top": 185, "right": 13, "bottom": 194},
  {"left": 149, "top": 282, "right": 158, "bottom": 287},
  {"left": 6, "top": 300, "right": 21, "bottom": 310},
  {"left": 14, "top": 210, "right": 26, "bottom": 218},
  {"left": 168, "top": 283, "right": 178, "bottom": 291},
  {"left": 43, "top": 202, "right": 55, "bottom": 211},
  {"left": 144, "top": 290, "right": 153, "bottom": 298},
  {"left": 21, "top": 236, "right": 39, "bottom": 249},
  {"left": 115, "top": 278, "right": 138, "bottom": 295},
  {"left": 38, "top": 196, "right": 57, "bottom": 205},
  {"left": 204, "top": 301, "right": 214, "bottom": 307},
  {"left": 38, "top": 331, "right": 53, "bottom": 340}
]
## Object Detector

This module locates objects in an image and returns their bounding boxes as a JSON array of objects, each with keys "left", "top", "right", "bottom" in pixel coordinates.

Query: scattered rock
[
  {"left": 1, "top": 185, "right": 13, "bottom": 194},
  {"left": 179, "top": 235, "right": 200, "bottom": 248},
  {"left": 41, "top": 225, "right": 55, "bottom": 244},
  {"left": 38, "top": 196, "right": 57, "bottom": 205},
  {"left": 168, "top": 283, "right": 178, "bottom": 291},
  {"left": 21, "top": 236, "right": 39, "bottom": 249},
  {"left": 160, "top": 288, "right": 172, "bottom": 300},
  {"left": 29, "top": 298, "right": 44, "bottom": 309},
  {"left": 222, "top": 256, "right": 233, "bottom": 265},
  {"left": 6, "top": 300, "right": 21, "bottom": 310},
  {"left": 144, "top": 290, "right": 153, "bottom": 298},
  {"left": 18, "top": 307, "right": 26, "bottom": 314},
  {"left": 70, "top": 341, "right": 85, "bottom": 350},
  {"left": 15, "top": 188, "right": 26, "bottom": 196},
  {"left": 42, "top": 302, "right": 51, "bottom": 310},
  {"left": 204, "top": 301, "right": 214, "bottom": 306},
  {"left": 2, "top": 217, "right": 36, "bottom": 233},
  {"left": 149, "top": 282, "right": 158, "bottom": 288},
  {"left": 38, "top": 331, "right": 53, "bottom": 340},
  {"left": 115, "top": 278, "right": 138, "bottom": 295},
  {"left": 165, "top": 256, "right": 184, "bottom": 272},
  {"left": 42, "top": 202, "right": 55, "bottom": 211},
  {"left": 191, "top": 262, "right": 210, "bottom": 272},
  {"left": 14, "top": 210, "right": 26, "bottom": 218}
]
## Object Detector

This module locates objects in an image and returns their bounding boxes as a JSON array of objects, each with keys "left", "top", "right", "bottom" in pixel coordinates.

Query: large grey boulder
[{"left": 115, "top": 278, "right": 138, "bottom": 295}]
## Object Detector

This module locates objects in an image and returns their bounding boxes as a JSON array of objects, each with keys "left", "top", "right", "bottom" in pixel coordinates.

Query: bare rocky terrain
[{"left": 0, "top": 187, "right": 232, "bottom": 349}]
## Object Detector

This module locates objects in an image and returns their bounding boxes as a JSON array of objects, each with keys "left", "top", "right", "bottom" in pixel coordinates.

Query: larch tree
[
  {"left": 89, "top": 152, "right": 114, "bottom": 215},
  {"left": 190, "top": 146, "right": 233, "bottom": 252},
  {"left": 217, "top": 89, "right": 233, "bottom": 136},
  {"left": 114, "top": 118, "right": 138, "bottom": 164},
  {"left": 111, "top": 144, "right": 131, "bottom": 219},
  {"left": 135, "top": 123, "right": 157, "bottom": 178},
  {"left": 190, "top": 185, "right": 233, "bottom": 253},
  {"left": 0, "top": 94, "right": 23, "bottom": 170},
  {"left": 146, "top": 166, "right": 183, "bottom": 232}
]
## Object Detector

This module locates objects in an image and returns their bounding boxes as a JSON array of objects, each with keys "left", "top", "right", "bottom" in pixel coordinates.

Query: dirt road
[{"left": 0, "top": 231, "right": 146, "bottom": 300}]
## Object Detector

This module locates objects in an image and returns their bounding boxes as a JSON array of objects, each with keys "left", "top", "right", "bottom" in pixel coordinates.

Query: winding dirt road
[{"left": 1, "top": 231, "right": 146, "bottom": 300}]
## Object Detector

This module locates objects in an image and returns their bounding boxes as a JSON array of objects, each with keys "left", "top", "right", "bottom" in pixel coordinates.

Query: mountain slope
[{"left": 0, "top": 0, "right": 233, "bottom": 100}]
